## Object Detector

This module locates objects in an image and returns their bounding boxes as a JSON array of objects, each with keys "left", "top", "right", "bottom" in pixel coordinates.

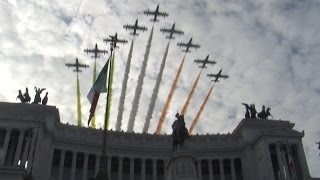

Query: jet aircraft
[
  {"left": 84, "top": 43, "right": 108, "bottom": 59},
  {"left": 65, "top": 58, "right": 89, "bottom": 73},
  {"left": 123, "top": 19, "right": 148, "bottom": 36},
  {"left": 207, "top": 69, "right": 229, "bottom": 83},
  {"left": 144, "top": 4, "right": 168, "bottom": 22},
  {"left": 160, "top": 23, "right": 184, "bottom": 39},
  {"left": 103, "top": 33, "right": 128, "bottom": 48},
  {"left": 194, "top": 55, "right": 217, "bottom": 69},
  {"left": 177, "top": 38, "right": 200, "bottom": 53}
]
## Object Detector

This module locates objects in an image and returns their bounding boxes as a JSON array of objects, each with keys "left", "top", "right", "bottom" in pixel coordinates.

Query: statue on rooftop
[
  {"left": 42, "top": 92, "right": 48, "bottom": 105},
  {"left": 241, "top": 103, "right": 250, "bottom": 118},
  {"left": 258, "top": 105, "right": 267, "bottom": 119},
  {"left": 32, "top": 86, "right": 46, "bottom": 104},
  {"left": 23, "top": 87, "right": 31, "bottom": 103},
  {"left": 16, "top": 90, "right": 26, "bottom": 103},
  {"left": 172, "top": 112, "right": 189, "bottom": 151},
  {"left": 249, "top": 104, "right": 257, "bottom": 118}
]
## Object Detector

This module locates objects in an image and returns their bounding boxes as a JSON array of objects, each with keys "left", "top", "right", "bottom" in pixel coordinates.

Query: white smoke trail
[
  {"left": 143, "top": 42, "right": 170, "bottom": 133},
  {"left": 115, "top": 40, "right": 134, "bottom": 131},
  {"left": 127, "top": 26, "right": 154, "bottom": 132}
]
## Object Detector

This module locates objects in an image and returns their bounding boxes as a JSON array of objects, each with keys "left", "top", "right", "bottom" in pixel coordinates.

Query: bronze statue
[
  {"left": 249, "top": 104, "right": 257, "bottom": 118},
  {"left": 42, "top": 92, "right": 48, "bottom": 105},
  {"left": 172, "top": 112, "right": 189, "bottom": 151},
  {"left": 33, "top": 87, "right": 46, "bottom": 104},
  {"left": 16, "top": 90, "right": 26, "bottom": 103},
  {"left": 23, "top": 87, "right": 31, "bottom": 103},
  {"left": 241, "top": 103, "right": 250, "bottom": 118},
  {"left": 265, "top": 107, "right": 272, "bottom": 119},
  {"left": 257, "top": 105, "right": 267, "bottom": 119}
]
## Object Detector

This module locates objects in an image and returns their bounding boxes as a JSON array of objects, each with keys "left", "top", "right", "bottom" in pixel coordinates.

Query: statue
[
  {"left": 316, "top": 141, "right": 320, "bottom": 156},
  {"left": 172, "top": 112, "right": 189, "bottom": 151},
  {"left": 23, "top": 87, "right": 31, "bottom": 103},
  {"left": 249, "top": 104, "right": 257, "bottom": 118},
  {"left": 32, "top": 87, "right": 46, "bottom": 104},
  {"left": 265, "top": 107, "right": 273, "bottom": 119},
  {"left": 16, "top": 90, "right": 26, "bottom": 103},
  {"left": 241, "top": 103, "right": 250, "bottom": 118},
  {"left": 257, "top": 105, "right": 267, "bottom": 119},
  {"left": 42, "top": 92, "right": 48, "bottom": 105}
]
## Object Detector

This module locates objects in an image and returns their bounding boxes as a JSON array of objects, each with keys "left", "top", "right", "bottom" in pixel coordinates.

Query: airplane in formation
[
  {"left": 194, "top": 55, "right": 217, "bottom": 69},
  {"left": 177, "top": 38, "right": 200, "bottom": 53},
  {"left": 160, "top": 23, "right": 184, "bottom": 39},
  {"left": 123, "top": 19, "right": 148, "bottom": 36},
  {"left": 65, "top": 58, "right": 89, "bottom": 73},
  {"left": 103, "top": 33, "right": 128, "bottom": 48},
  {"left": 144, "top": 4, "right": 168, "bottom": 22},
  {"left": 84, "top": 43, "right": 108, "bottom": 59},
  {"left": 207, "top": 69, "right": 229, "bottom": 83}
]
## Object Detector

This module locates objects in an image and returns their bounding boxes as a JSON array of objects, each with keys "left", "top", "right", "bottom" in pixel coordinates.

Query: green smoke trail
[
  {"left": 90, "top": 60, "right": 97, "bottom": 128},
  {"left": 76, "top": 74, "right": 82, "bottom": 127},
  {"left": 105, "top": 53, "right": 115, "bottom": 128}
]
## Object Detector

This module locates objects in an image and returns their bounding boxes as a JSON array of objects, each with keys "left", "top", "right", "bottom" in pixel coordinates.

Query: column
[
  {"left": 130, "top": 157, "right": 135, "bottom": 180},
  {"left": 153, "top": 159, "right": 157, "bottom": 180},
  {"left": 13, "top": 129, "right": 25, "bottom": 165},
  {"left": 46, "top": 148, "right": 55, "bottom": 180},
  {"left": 118, "top": 157, "right": 123, "bottom": 180},
  {"left": 230, "top": 158, "right": 236, "bottom": 180},
  {"left": 208, "top": 159, "right": 213, "bottom": 180},
  {"left": 219, "top": 159, "right": 225, "bottom": 180},
  {"left": 141, "top": 158, "right": 146, "bottom": 180},
  {"left": 21, "top": 135, "right": 31, "bottom": 167},
  {"left": 107, "top": 156, "right": 112, "bottom": 180},
  {"left": 0, "top": 128, "right": 11, "bottom": 165},
  {"left": 296, "top": 141, "right": 310, "bottom": 178},
  {"left": 70, "top": 151, "right": 78, "bottom": 180},
  {"left": 83, "top": 153, "right": 89, "bottom": 180},
  {"left": 197, "top": 160, "right": 203, "bottom": 180},
  {"left": 276, "top": 143, "right": 285, "bottom": 179},
  {"left": 27, "top": 127, "right": 37, "bottom": 172},
  {"left": 58, "top": 150, "right": 66, "bottom": 180},
  {"left": 94, "top": 154, "right": 100, "bottom": 177}
]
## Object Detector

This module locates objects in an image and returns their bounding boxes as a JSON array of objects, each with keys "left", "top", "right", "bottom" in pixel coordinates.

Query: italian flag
[{"left": 87, "top": 57, "right": 110, "bottom": 126}]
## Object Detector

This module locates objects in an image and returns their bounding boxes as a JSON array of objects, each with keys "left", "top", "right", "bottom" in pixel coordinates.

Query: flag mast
[{"left": 95, "top": 45, "right": 113, "bottom": 180}]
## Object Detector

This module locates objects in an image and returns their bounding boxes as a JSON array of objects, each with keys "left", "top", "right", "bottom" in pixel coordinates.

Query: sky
[{"left": 0, "top": 0, "right": 319, "bottom": 176}]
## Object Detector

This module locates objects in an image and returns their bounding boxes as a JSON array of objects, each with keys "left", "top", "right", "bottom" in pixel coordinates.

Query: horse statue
[{"left": 172, "top": 112, "right": 189, "bottom": 151}]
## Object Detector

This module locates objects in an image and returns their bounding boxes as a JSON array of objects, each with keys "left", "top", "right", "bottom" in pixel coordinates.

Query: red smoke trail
[
  {"left": 155, "top": 55, "right": 186, "bottom": 134},
  {"left": 188, "top": 85, "right": 214, "bottom": 135},
  {"left": 180, "top": 70, "right": 202, "bottom": 115}
]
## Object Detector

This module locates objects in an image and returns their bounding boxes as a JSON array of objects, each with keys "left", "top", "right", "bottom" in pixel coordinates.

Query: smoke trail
[
  {"left": 143, "top": 42, "right": 170, "bottom": 133},
  {"left": 155, "top": 55, "right": 186, "bottom": 134},
  {"left": 90, "top": 59, "right": 97, "bottom": 128},
  {"left": 105, "top": 53, "right": 115, "bottom": 129},
  {"left": 189, "top": 85, "right": 214, "bottom": 135},
  {"left": 116, "top": 40, "right": 134, "bottom": 131},
  {"left": 127, "top": 26, "right": 154, "bottom": 132},
  {"left": 180, "top": 70, "right": 202, "bottom": 115},
  {"left": 76, "top": 74, "right": 82, "bottom": 127}
]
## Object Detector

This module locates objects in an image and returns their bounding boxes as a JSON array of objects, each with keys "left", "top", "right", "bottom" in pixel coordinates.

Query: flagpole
[{"left": 95, "top": 43, "right": 114, "bottom": 180}]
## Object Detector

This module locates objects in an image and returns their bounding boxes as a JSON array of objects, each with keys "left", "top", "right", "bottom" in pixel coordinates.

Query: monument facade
[{"left": 0, "top": 102, "right": 318, "bottom": 180}]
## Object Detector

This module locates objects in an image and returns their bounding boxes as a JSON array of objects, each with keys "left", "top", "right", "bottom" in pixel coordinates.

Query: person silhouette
[{"left": 42, "top": 92, "right": 48, "bottom": 105}]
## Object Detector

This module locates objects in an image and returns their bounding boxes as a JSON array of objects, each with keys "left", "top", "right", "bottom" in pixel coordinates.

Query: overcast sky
[{"left": 0, "top": 0, "right": 319, "bottom": 176}]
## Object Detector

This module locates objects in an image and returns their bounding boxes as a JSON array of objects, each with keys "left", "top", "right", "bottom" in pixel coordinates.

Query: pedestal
[{"left": 165, "top": 148, "right": 199, "bottom": 180}]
